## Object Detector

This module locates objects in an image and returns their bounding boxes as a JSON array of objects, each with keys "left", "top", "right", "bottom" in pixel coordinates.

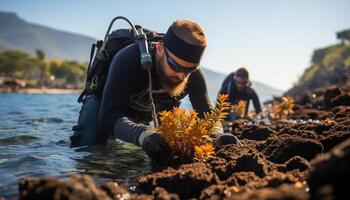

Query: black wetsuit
[
  {"left": 218, "top": 72, "right": 262, "bottom": 117},
  {"left": 99, "top": 43, "right": 212, "bottom": 146}
]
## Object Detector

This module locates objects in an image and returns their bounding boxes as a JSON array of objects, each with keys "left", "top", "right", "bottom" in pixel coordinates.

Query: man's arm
[
  {"left": 187, "top": 70, "right": 232, "bottom": 130},
  {"left": 98, "top": 45, "right": 148, "bottom": 146},
  {"left": 251, "top": 89, "right": 262, "bottom": 114}
]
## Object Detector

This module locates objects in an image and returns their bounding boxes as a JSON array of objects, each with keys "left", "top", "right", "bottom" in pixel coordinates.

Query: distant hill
[
  {"left": 285, "top": 29, "right": 350, "bottom": 96},
  {"left": 0, "top": 11, "right": 95, "bottom": 61},
  {"left": 0, "top": 11, "right": 282, "bottom": 100}
]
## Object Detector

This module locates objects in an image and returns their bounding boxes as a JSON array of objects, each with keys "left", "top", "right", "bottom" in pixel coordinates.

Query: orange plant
[
  {"left": 231, "top": 100, "right": 247, "bottom": 118},
  {"left": 156, "top": 94, "right": 230, "bottom": 160},
  {"left": 272, "top": 97, "right": 295, "bottom": 119},
  {"left": 194, "top": 144, "right": 215, "bottom": 162}
]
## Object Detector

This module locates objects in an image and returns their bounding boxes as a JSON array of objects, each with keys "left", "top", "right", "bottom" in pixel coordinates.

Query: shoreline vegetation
[{"left": 0, "top": 49, "right": 87, "bottom": 94}]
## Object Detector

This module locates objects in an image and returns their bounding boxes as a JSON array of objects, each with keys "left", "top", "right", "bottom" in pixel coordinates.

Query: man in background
[{"left": 217, "top": 67, "right": 262, "bottom": 120}]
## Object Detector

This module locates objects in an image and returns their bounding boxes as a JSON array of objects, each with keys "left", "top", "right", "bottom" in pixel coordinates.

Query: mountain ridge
[{"left": 0, "top": 11, "right": 95, "bottom": 61}]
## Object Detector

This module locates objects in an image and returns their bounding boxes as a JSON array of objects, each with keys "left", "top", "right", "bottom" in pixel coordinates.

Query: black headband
[{"left": 163, "top": 27, "right": 206, "bottom": 63}]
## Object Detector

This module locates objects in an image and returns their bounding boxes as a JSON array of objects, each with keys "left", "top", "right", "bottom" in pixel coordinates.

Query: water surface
[{"left": 0, "top": 93, "right": 151, "bottom": 199}]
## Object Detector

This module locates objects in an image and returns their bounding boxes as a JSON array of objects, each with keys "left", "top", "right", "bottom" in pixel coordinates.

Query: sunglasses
[
  {"left": 164, "top": 49, "right": 199, "bottom": 74},
  {"left": 235, "top": 78, "right": 249, "bottom": 86}
]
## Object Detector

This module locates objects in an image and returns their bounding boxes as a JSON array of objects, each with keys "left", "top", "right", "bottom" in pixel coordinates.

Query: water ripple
[{"left": 0, "top": 135, "right": 39, "bottom": 145}]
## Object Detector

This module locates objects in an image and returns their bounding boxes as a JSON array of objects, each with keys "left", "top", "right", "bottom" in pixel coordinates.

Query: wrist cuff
[{"left": 138, "top": 128, "right": 154, "bottom": 146}]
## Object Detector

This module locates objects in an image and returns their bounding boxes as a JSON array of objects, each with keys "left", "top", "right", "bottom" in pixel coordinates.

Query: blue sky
[{"left": 1, "top": 0, "right": 349, "bottom": 91}]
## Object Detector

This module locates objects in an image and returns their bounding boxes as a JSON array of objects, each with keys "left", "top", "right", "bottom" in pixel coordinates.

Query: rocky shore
[{"left": 11, "top": 83, "right": 350, "bottom": 200}]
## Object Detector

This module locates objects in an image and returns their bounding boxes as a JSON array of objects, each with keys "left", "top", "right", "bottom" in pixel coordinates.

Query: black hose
[{"left": 101, "top": 16, "right": 139, "bottom": 51}]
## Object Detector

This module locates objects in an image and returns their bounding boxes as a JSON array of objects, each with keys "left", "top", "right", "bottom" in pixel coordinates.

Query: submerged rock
[
  {"left": 138, "top": 162, "right": 219, "bottom": 199},
  {"left": 19, "top": 175, "right": 113, "bottom": 200},
  {"left": 282, "top": 156, "right": 311, "bottom": 172}
]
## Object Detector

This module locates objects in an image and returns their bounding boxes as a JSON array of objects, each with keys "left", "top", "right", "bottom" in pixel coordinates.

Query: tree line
[{"left": 0, "top": 49, "right": 87, "bottom": 88}]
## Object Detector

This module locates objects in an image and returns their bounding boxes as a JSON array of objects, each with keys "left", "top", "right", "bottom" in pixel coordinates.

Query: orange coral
[
  {"left": 272, "top": 97, "right": 295, "bottom": 119},
  {"left": 156, "top": 94, "right": 230, "bottom": 160},
  {"left": 324, "top": 118, "right": 336, "bottom": 125},
  {"left": 194, "top": 144, "right": 215, "bottom": 162},
  {"left": 231, "top": 100, "right": 247, "bottom": 118}
]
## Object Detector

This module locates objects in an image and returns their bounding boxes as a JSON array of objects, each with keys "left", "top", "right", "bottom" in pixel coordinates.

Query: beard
[{"left": 157, "top": 58, "right": 188, "bottom": 97}]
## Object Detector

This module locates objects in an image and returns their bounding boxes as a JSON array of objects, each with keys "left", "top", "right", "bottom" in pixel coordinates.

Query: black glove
[
  {"left": 214, "top": 133, "right": 241, "bottom": 149},
  {"left": 139, "top": 130, "right": 172, "bottom": 163}
]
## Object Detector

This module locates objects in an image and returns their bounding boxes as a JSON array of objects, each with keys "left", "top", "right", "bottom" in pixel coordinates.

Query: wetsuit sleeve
[
  {"left": 99, "top": 46, "right": 148, "bottom": 146},
  {"left": 251, "top": 89, "right": 262, "bottom": 114},
  {"left": 188, "top": 69, "right": 213, "bottom": 118}
]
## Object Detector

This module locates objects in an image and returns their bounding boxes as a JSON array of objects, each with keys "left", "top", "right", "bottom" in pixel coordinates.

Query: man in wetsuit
[
  {"left": 72, "top": 19, "right": 238, "bottom": 162},
  {"left": 218, "top": 68, "right": 262, "bottom": 120}
]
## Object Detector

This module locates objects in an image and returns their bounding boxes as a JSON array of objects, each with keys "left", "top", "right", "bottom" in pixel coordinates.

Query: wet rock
[
  {"left": 225, "top": 172, "right": 261, "bottom": 186},
  {"left": 128, "top": 187, "right": 180, "bottom": 200},
  {"left": 231, "top": 119, "right": 250, "bottom": 130},
  {"left": 293, "top": 93, "right": 311, "bottom": 106},
  {"left": 281, "top": 156, "right": 311, "bottom": 172},
  {"left": 208, "top": 157, "right": 230, "bottom": 181},
  {"left": 320, "top": 120, "right": 350, "bottom": 152},
  {"left": 240, "top": 125, "right": 275, "bottom": 141},
  {"left": 228, "top": 184, "right": 309, "bottom": 200},
  {"left": 262, "top": 172, "right": 302, "bottom": 188},
  {"left": 310, "top": 95, "right": 325, "bottom": 109},
  {"left": 278, "top": 127, "right": 318, "bottom": 139},
  {"left": 261, "top": 134, "right": 324, "bottom": 163},
  {"left": 324, "top": 86, "right": 342, "bottom": 108},
  {"left": 18, "top": 175, "right": 180, "bottom": 200},
  {"left": 292, "top": 122, "right": 334, "bottom": 136},
  {"left": 308, "top": 138, "right": 350, "bottom": 200},
  {"left": 320, "top": 131, "right": 350, "bottom": 152},
  {"left": 132, "top": 187, "right": 179, "bottom": 200},
  {"left": 290, "top": 108, "right": 331, "bottom": 120},
  {"left": 227, "top": 154, "right": 267, "bottom": 178},
  {"left": 150, "top": 187, "right": 180, "bottom": 200},
  {"left": 137, "top": 162, "right": 219, "bottom": 199},
  {"left": 99, "top": 182, "right": 129, "bottom": 200},
  {"left": 213, "top": 145, "right": 277, "bottom": 179},
  {"left": 199, "top": 185, "right": 229, "bottom": 200},
  {"left": 330, "top": 93, "right": 350, "bottom": 107},
  {"left": 19, "top": 175, "right": 112, "bottom": 200},
  {"left": 332, "top": 106, "right": 350, "bottom": 119}
]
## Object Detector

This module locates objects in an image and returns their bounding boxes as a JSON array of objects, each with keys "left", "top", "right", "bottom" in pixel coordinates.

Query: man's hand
[
  {"left": 139, "top": 130, "right": 172, "bottom": 163},
  {"left": 214, "top": 132, "right": 241, "bottom": 149}
]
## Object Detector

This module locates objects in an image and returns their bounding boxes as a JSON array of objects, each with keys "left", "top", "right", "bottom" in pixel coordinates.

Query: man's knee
[{"left": 70, "top": 95, "right": 108, "bottom": 147}]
